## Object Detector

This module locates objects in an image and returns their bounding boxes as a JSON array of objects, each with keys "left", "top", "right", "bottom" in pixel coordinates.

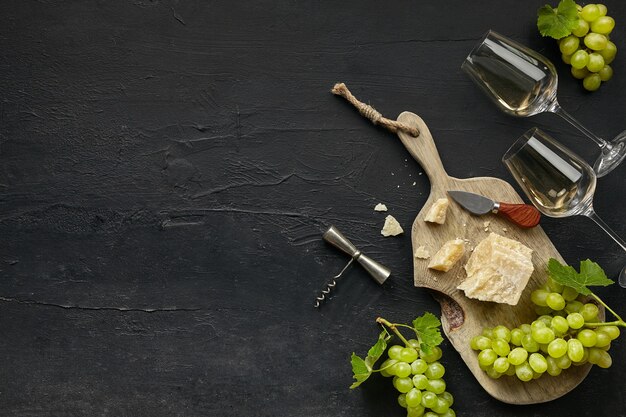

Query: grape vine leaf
[
  {"left": 412, "top": 312, "right": 443, "bottom": 354},
  {"left": 350, "top": 329, "right": 390, "bottom": 389},
  {"left": 548, "top": 258, "right": 614, "bottom": 295},
  {"left": 537, "top": 0, "right": 579, "bottom": 39}
]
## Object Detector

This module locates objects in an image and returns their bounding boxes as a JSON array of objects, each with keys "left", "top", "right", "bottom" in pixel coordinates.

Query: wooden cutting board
[{"left": 396, "top": 111, "right": 601, "bottom": 404}]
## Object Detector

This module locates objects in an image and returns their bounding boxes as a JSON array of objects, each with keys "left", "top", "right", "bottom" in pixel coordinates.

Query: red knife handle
[{"left": 497, "top": 202, "right": 541, "bottom": 228}]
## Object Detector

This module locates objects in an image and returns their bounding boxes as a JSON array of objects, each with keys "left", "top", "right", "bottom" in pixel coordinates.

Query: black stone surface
[{"left": 1, "top": 1, "right": 625, "bottom": 416}]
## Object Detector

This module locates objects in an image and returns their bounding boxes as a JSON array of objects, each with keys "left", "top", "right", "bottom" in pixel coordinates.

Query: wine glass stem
[
  {"left": 550, "top": 104, "right": 610, "bottom": 151},
  {"left": 584, "top": 208, "right": 626, "bottom": 253}
]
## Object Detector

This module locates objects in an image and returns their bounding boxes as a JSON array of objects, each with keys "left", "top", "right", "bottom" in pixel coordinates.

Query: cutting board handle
[{"left": 396, "top": 112, "right": 450, "bottom": 189}]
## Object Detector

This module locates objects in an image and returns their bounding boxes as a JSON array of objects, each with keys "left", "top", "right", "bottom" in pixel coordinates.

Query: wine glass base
[
  {"left": 619, "top": 266, "right": 626, "bottom": 289},
  {"left": 594, "top": 129, "right": 626, "bottom": 178}
]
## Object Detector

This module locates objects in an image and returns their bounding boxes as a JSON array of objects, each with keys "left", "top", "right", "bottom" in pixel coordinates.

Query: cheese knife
[{"left": 447, "top": 190, "right": 541, "bottom": 228}]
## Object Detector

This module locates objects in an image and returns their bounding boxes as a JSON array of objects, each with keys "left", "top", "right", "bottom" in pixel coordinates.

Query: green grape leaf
[
  {"left": 349, "top": 329, "right": 390, "bottom": 389},
  {"left": 548, "top": 258, "right": 614, "bottom": 295},
  {"left": 412, "top": 312, "right": 443, "bottom": 354},
  {"left": 537, "top": 0, "right": 580, "bottom": 39}
]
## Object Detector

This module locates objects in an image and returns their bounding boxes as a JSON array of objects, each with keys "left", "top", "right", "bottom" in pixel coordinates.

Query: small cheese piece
[
  {"left": 428, "top": 239, "right": 465, "bottom": 271},
  {"left": 381, "top": 215, "right": 403, "bottom": 237},
  {"left": 374, "top": 203, "right": 388, "bottom": 212},
  {"left": 424, "top": 198, "right": 449, "bottom": 224},
  {"left": 414, "top": 245, "right": 431, "bottom": 259},
  {"left": 457, "top": 233, "right": 533, "bottom": 305}
]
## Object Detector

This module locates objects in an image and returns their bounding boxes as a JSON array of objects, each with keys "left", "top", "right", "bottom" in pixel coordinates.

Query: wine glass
[
  {"left": 503, "top": 127, "right": 626, "bottom": 288},
  {"left": 462, "top": 30, "right": 626, "bottom": 178}
]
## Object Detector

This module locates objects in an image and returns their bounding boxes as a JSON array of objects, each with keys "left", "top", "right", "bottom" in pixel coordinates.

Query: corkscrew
[{"left": 314, "top": 225, "right": 391, "bottom": 308}]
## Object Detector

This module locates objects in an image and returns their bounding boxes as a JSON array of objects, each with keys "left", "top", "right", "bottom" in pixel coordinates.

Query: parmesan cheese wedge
[
  {"left": 428, "top": 239, "right": 465, "bottom": 271},
  {"left": 458, "top": 233, "right": 533, "bottom": 305},
  {"left": 381, "top": 215, "right": 403, "bottom": 237},
  {"left": 414, "top": 245, "right": 431, "bottom": 259},
  {"left": 424, "top": 198, "right": 449, "bottom": 224}
]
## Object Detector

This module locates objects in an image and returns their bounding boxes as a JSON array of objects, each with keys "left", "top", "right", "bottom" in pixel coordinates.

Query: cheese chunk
[
  {"left": 414, "top": 245, "right": 431, "bottom": 259},
  {"left": 374, "top": 203, "right": 388, "bottom": 212},
  {"left": 424, "top": 198, "right": 449, "bottom": 224},
  {"left": 428, "top": 239, "right": 465, "bottom": 271},
  {"left": 381, "top": 215, "right": 403, "bottom": 237},
  {"left": 458, "top": 233, "right": 533, "bottom": 305}
]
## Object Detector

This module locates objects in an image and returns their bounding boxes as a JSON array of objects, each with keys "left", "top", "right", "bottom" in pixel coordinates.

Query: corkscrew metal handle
[{"left": 314, "top": 226, "right": 391, "bottom": 308}]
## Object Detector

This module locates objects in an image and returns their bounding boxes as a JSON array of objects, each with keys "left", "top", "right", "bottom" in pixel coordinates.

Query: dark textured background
[{"left": 1, "top": 1, "right": 625, "bottom": 416}]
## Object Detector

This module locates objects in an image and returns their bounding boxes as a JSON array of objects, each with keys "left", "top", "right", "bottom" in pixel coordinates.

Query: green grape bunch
[
  {"left": 350, "top": 313, "right": 457, "bottom": 417},
  {"left": 471, "top": 259, "right": 624, "bottom": 382},
  {"left": 538, "top": 0, "right": 618, "bottom": 91}
]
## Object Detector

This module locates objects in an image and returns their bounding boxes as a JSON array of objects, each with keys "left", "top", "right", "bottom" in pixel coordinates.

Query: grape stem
[
  {"left": 376, "top": 317, "right": 412, "bottom": 347},
  {"left": 588, "top": 292, "right": 626, "bottom": 328}
]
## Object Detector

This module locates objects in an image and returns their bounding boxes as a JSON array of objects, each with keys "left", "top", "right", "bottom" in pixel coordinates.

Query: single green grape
[
  {"left": 493, "top": 357, "right": 510, "bottom": 373},
  {"left": 559, "top": 35, "right": 580, "bottom": 56},
  {"left": 586, "top": 53, "right": 605, "bottom": 73},
  {"left": 567, "top": 312, "right": 585, "bottom": 330},
  {"left": 407, "top": 339, "right": 421, "bottom": 350},
  {"left": 492, "top": 338, "right": 511, "bottom": 357},
  {"left": 583, "top": 73, "right": 602, "bottom": 91},
  {"left": 599, "top": 41, "right": 617, "bottom": 64},
  {"left": 551, "top": 316, "right": 569, "bottom": 334},
  {"left": 547, "top": 338, "right": 568, "bottom": 358},
  {"left": 440, "top": 392, "right": 454, "bottom": 407},
  {"left": 485, "top": 366, "right": 502, "bottom": 379},
  {"left": 388, "top": 345, "right": 403, "bottom": 360},
  {"left": 546, "top": 293, "right": 566, "bottom": 311},
  {"left": 528, "top": 353, "right": 548, "bottom": 373},
  {"left": 423, "top": 412, "right": 439, "bottom": 417},
  {"left": 481, "top": 328, "right": 494, "bottom": 339},
  {"left": 493, "top": 325, "right": 511, "bottom": 342},
  {"left": 531, "top": 320, "right": 546, "bottom": 331},
  {"left": 406, "top": 388, "right": 423, "bottom": 408},
  {"left": 561, "top": 286, "right": 579, "bottom": 302},
  {"left": 584, "top": 33, "right": 608, "bottom": 51},
  {"left": 554, "top": 353, "right": 572, "bottom": 370},
  {"left": 570, "top": 50, "right": 590, "bottom": 70},
  {"left": 520, "top": 324, "right": 532, "bottom": 334},
  {"left": 411, "top": 359, "right": 428, "bottom": 375},
  {"left": 561, "top": 53, "right": 572, "bottom": 65},
  {"left": 539, "top": 343, "right": 550, "bottom": 354},
  {"left": 538, "top": 315, "right": 554, "bottom": 326},
  {"left": 510, "top": 329, "right": 524, "bottom": 346},
  {"left": 534, "top": 305, "right": 553, "bottom": 316},
  {"left": 567, "top": 338, "right": 585, "bottom": 362},
  {"left": 546, "top": 277, "right": 564, "bottom": 293},
  {"left": 478, "top": 349, "right": 497, "bottom": 367},
  {"left": 571, "top": 17, "right": 590, "bottom": 37},
  {"left": 545, "top": 356, "right": 562, "bottom": 376},
  {"left": 431, "top": 397, "right": 451, "bottom": 414},
  {"left": 594, "top": 331, "right": 611, "bottom": 348},
  {"left": 590, "top": 348, "right": 612, "bottom": 368},
  {"left": 398, "top": 393, "right": 408, "bottom": 408},
  {"left": 521, "top": 334, "right": 539, "bottom": 353},
  {"left": 421, "top": 391, "right": 438, "bottom": 409},
  {"left": 598, "top": 325, "right": 620, "bottom": 340},
  {"left": 424, "top": 362, "right": 445, "bottom": 380},
  {"left": 596, "top": 3, "right": 608, "bottom": 16},
  {"left": 508, "top": 347, "right": 528, "bottom": 366},
  {"left": 580, "top": 4, "right": 601, "bottom": 22},
  {"left": 407, "top": 405, "right": 426, "bottom": 417},
  {"left": 394, "top": 362, "right": 413, "bottom": 378},
  {"left": 530, "top": 289, "right": 549, "bottom": 307},
  {"left": 420, "top": 346, "right": 442, "bottom": 363},
  {"left": 591, "top": 16, "right": 615, "bottom": 35},
  {"left": 412, "top": 374, "right": 429, "bottom": 390},
  {"left": 598, "top": 65, "right": 613, "bottom": 81},
  {"left": 400, "top": 347, "right": 419, "bottom": 363},
  {"left": 577, "top": 329, "right": 598, "bottom": 347},
  {"left": 380, "top": 359, "right": 398, "bottom": 377},
  {"left": 439, "top": 409, "right": 456, "bottom": 417},
  {"left": 532, "top": 327, "right": 556, "bottom": 344},
  {"left": 515, "top": 362, "right": 534, "bottom": 382},
  {"left": 580, "top": 303, "right": 599, "bottom": 321},
  {"left": 565, "top": 300, "right": 584, "bottom": 313},
  {"left": 426, "top": 378, "right": 446, "bottom": 395},
  {"left": 393, "top": 376, "right": 414, "bottom": 393}
]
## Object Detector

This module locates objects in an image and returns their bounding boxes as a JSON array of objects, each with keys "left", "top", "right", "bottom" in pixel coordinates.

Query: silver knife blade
[{"left": 447, "top": 190, "right": 495, "bottom": 215}]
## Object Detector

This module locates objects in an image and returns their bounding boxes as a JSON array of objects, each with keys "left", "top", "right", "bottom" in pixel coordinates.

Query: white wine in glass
[
  {"left": 463, "top": 30, "right": 626, "bottom": 177},
  {"left": 503, "top": 128, "right": 626, "bottom": 288}
]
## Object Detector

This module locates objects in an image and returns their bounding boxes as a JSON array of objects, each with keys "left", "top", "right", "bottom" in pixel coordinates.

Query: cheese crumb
[
  {"left": 381, "top": 215, "right": 404, "bottom": 237},
  {"left": 483, "top": 221, "right": 491, "bottom": 228},
  {"left": 428, "top": 239, "right": 465, "bottom": 272},
  {"left": 414, "top": 246, "right": 431, "bottom": 259},
  {"left": 374, "top": 203, "right": 388, "bottom": 212},
  {"left": 424, "top": 198, "right": 449, "bottom": 224},
  {"left": 457, "top": 233, "right": 534, "bottom": 305}
]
